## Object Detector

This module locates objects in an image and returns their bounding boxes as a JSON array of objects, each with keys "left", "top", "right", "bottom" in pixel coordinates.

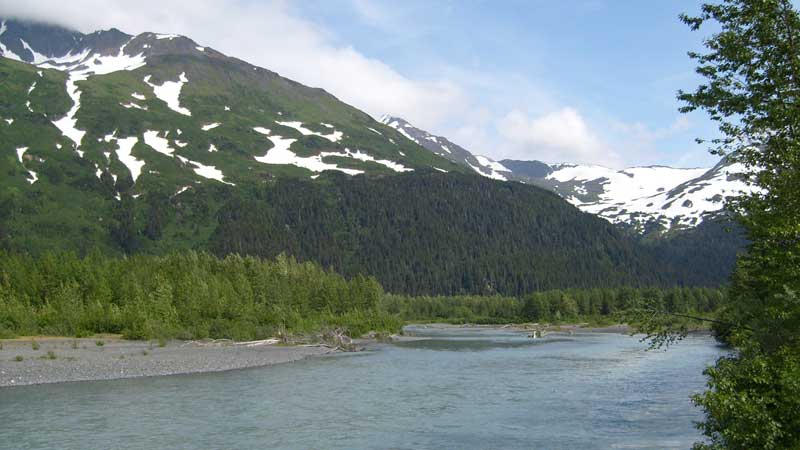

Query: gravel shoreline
[{"left": 0, "top": 337, "right": 336, "bottom": 388}]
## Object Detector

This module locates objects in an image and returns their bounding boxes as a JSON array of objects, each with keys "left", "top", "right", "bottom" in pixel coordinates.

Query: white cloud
[
  {"left": 495, "top": 108, "right": 620, "bottom": 166},
  {"left": 610, "top": 115, "right": 691, "bottom": 146}
]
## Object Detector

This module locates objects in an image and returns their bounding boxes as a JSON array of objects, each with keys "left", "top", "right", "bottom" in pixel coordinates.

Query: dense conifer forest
[{"left": 207, "top": 172, "right": 741, "bottom": 295}]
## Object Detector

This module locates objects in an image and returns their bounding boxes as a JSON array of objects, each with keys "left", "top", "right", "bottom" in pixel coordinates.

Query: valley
[{"left": 1, "top": 7, "right": 791, "bottom": 449}]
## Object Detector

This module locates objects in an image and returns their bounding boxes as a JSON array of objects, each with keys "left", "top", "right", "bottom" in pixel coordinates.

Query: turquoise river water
[{"left": 0, "top": 327, "right": 726, "bottom": 449}]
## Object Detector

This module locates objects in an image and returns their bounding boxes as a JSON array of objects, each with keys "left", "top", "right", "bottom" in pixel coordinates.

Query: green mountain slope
[{"left": 0, "top": 18, "right": 463, "bottom": 196}]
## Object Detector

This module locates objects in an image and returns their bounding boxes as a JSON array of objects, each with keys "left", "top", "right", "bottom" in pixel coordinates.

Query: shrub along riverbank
[{"left": 0, "top": 251, "right": 724, "bottom": 340}]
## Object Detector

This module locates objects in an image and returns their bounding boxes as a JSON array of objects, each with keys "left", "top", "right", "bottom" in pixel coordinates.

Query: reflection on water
[{"left": 0, "top": 327, "right": 725, "bottom": 450}]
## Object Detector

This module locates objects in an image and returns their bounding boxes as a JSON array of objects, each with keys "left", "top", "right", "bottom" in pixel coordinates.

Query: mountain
[
  {"left": 378, "top": 115, "right": 510, "bottom": 180},
  {"left": 0, "top": 18, "right": 464, "bottom": 195},
  {"left": 0, "top": 18, "right": 738, "bottom": 294},
  {"left": 380, "top": 115, "right": 754, "bottom": 232}
]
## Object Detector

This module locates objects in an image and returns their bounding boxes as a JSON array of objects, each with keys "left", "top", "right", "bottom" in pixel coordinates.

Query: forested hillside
[{"left": 208, "top": 171, "right": 735, "bottom": 295}]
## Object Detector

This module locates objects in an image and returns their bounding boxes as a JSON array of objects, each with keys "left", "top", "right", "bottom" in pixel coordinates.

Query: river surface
[{"left": 0, "top": 328, "right": 725, "bottom": 450}]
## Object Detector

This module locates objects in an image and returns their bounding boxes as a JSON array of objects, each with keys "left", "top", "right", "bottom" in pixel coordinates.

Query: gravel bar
[{"left": 0, "top": 338, "right": 335, "bottom": 387}]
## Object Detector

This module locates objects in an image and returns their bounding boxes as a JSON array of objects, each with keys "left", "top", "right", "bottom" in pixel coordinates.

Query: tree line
[
  {"left": 383, "top": 287, "right": 726, "bottom": 325},
  {"left": 0, "top": 251, "right": 401, "bottom": 340}
]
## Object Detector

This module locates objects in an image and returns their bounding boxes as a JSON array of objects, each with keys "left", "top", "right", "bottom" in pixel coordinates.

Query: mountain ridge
[{"left": 380, "top": 114, "right": 755, "bottom": 233}]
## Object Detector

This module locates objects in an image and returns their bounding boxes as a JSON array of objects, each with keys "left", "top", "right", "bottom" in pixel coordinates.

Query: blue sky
[
  {"left": 289, "top": 0, "right": 719, "bottom": 167},
  {"left": 4, "top": 0, "right": 721, "bottom": 168}
]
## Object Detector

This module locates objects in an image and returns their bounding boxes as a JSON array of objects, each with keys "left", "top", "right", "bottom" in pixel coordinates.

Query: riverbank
[{"left": 0, "top": 337, "right": 336, "bottom": 387}]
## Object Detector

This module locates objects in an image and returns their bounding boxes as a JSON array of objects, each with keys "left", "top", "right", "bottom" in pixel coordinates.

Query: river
[{"left": 0, "top": 327, "right": 725, "bottom": 449}]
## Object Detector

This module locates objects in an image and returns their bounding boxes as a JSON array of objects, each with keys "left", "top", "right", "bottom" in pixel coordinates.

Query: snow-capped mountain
[
  {"left": 538, "top": 159, "right": 752, "bottom": 230},
  {"left": 379, "top": 115, "right": 510, "bottom": 180},
  {"left": 382, "top": 115, "right": 756, "bottom": 232},
  {"left": 0, "top": 18, "right": 463, "bottom": 194}
]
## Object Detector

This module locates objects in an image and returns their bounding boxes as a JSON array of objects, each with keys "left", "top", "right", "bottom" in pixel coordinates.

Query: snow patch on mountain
[
  {"left": 544, "top": 163, "right": 751, "bottom": 229},
  {"left": 276, "top": 121, "right": 343, "bottom": 142},
  {"left": 143, "top": 130, "right": 230, "bottom": 184},
  {"left": 253, "top": 128, "right": 406, "bottom": 175},
  {"left": 19, "top": 39, "right": 50, "bottom": 64},
  {"left": 475, "top": 155, "right": 510, "bottom": 179},
  {"left": 0, "top": 21, "right": 23, "bottom": 62},
  {"left": 338, "top": 149, "right": 412, "bottom": 172},
  {"left": 254, "top": 133, "right": 363, "bottom": 175},
  {"left": 201, "top": 122, "right": 220, "bottom": 131},
  {"left": 395, "top": 127, "right": 418, "bottom": 144},
  {"left": 176, "top": 155, "right": 233, "bottom": 185},
  {"left": 548, "top": 165, "right": 706, "bottom": 202},
  {"left": 143, "top": 130, "right": 175, "bottom": 157},
  {"left": 51, "top": 72, "right": 88, "bottom": 151},
  {"left": 15, "top": 146, "right": 38, "bottom": 184},
  {"left": 144, "top": 72, "right": 191, "bottom": 116},
  {"left": 466, "top": 160, "right": 507, "bottom": 181},
  {"left": 120, "top": 102, "right": 147, "bottom": 110},
  {"left": 38, "top": 42, "right": 146, "bottom": 156},
  {"left": 113, "top": 137, "right": 145, "bottom": 182},
  {"left": 15, "top": 146, "right": 27, "bottom": 163}
]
